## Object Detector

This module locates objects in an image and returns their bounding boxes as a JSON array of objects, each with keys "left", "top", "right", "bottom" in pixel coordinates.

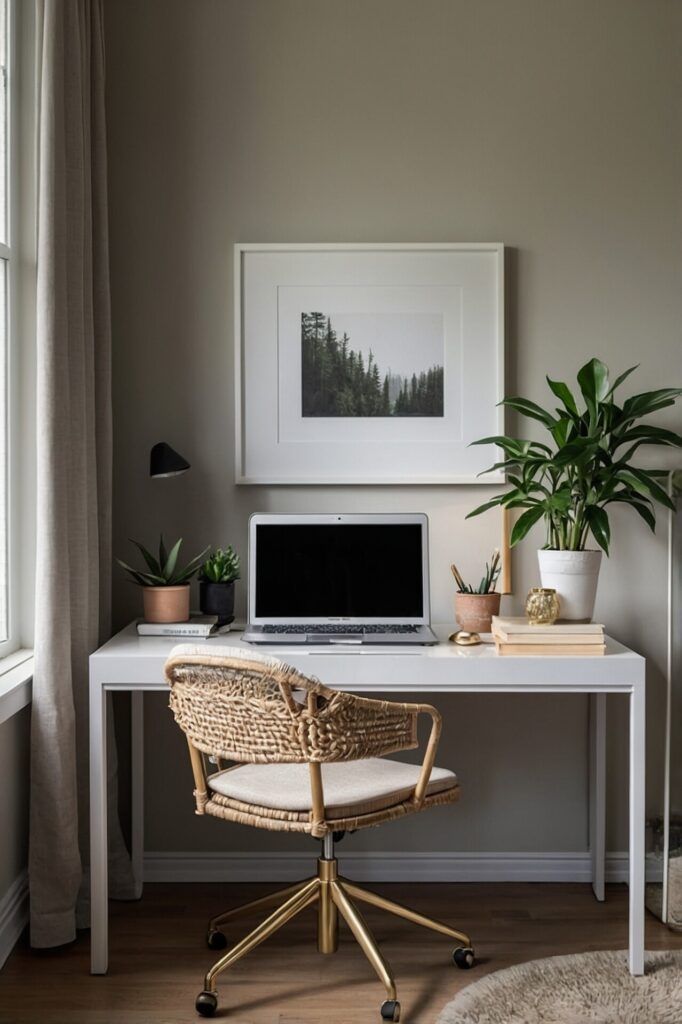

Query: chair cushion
[{"left": 207, "top": 758, "right": 457, "bottom": 819}]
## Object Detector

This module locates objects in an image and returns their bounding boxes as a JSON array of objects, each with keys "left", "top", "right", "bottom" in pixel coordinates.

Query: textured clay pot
[
  {"left": 142, "top": 584, "right": 190, "bottom": 623},
  {"left": 455, "top": 591, "right": 501, "bottom": 634},
  {"left": 199, "top": 581, "right": 235, "bottom": 625},
  {"left": 537, "top": 549, "right": 602, "bottom": 623}
]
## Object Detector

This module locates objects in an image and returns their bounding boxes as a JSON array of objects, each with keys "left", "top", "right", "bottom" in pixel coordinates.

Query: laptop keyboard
[{"left": 261, "top": 624, "right": 419, "bottom": 634}]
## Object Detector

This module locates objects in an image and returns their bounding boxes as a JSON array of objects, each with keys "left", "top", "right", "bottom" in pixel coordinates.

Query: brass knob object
[{"left": 448, "top": 629, "right": 482, "bottom": 646}]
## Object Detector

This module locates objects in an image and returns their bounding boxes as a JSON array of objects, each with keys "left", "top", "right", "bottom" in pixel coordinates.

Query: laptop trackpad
[{"left": 307, "top": 634, "right": 362, "bottom": 644}]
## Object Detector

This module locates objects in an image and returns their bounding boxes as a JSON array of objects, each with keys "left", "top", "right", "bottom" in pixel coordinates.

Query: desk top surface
[{"left": 89, "top": 622, "right": 644, "bottom": 691}]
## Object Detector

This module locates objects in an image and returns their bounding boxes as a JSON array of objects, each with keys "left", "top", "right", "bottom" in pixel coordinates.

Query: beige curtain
[{"left": 29, "top": 0, "right": 133, "bottom": 948}]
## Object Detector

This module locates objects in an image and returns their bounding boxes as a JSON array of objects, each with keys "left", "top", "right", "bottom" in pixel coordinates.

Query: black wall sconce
[{"left": 149, "top": 442, "right": 190, "bottom": 478}]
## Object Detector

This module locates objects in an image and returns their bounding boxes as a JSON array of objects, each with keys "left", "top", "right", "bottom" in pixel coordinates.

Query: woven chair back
[{"left": 165, "top": 645, "right": 418, "bottom": 764}]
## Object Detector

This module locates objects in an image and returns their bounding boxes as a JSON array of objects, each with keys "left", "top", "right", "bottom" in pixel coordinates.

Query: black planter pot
[{"left": 199, "top": 581, "right": 235, "bottom": 626}]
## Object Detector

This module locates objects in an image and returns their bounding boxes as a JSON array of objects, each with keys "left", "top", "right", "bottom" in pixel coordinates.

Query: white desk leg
[
  {"left": 589, "top": 693, "right": 606, "bottom": 902},
  {"left": 629, "top": 682, "right": 646, "bottom": 976},
  {"left": 131, "top": 692, "right": 145, "bottom": 899},
  {"left": 89, "top": 674, "right": 109, "bottom": 974}
]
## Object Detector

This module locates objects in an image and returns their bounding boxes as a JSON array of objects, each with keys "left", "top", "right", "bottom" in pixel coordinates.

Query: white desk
[{"left": 89, "top": 623, "right": 646, "bottom": 976}]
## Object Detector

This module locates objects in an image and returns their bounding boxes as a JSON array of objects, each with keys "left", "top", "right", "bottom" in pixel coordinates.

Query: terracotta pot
[
  {"left": 454, "top": 591, "right": 501, "bottom": 634},
  {"left": 142, "top": 584, "right": 190, "bottom": 623}
]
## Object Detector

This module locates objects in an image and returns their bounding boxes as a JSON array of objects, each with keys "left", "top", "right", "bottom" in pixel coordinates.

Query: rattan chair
[{"left": 165, "top": 644, "right": 475, "bottom": 1022}]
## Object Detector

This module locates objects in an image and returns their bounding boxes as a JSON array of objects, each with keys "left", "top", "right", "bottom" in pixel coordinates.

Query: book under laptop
[{"left": 242, "top": 513, "right": 438, "bottom": 645}]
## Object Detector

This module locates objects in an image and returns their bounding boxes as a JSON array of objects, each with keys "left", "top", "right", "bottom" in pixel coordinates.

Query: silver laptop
[{"left": 243, "top": 512, "right": 437, "bottom": 645}]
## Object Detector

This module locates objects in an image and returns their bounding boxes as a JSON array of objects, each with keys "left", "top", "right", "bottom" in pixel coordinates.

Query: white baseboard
[
  {"left": 144, "top": 851, "right": 633, "bottom": 884},
  {"left": 0, "top": 870, "right": 28, "bottom": 970}
]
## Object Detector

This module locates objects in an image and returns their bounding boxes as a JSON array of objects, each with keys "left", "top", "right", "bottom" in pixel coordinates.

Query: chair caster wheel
[
  {"left": 453, "top": 946, "right": 475, "bottom": 969},
  {"left": 206, "top": 928, "right": 227, "bottom": 950},
  {"left": 381, "top": 999, "right": 401, "bottom": 1021},
  {"left": 196, "top": 990, "right": 218, "bottom": 1017}
]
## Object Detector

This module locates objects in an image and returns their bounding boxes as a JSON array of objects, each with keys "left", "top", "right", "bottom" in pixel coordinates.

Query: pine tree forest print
[{"left": 301, "top": 312, "right": 444, "bottom": 417}]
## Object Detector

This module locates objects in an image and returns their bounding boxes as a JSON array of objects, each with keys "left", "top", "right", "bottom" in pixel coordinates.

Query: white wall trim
[
  {"left": 0, "top": 652, "right": 33, "bottom": 726},
  {"left": 144, "top": 850, "right": 634, "bottom": 885},
  {"left": 0, "top": 870, "right": 28, "bottom": 969}
]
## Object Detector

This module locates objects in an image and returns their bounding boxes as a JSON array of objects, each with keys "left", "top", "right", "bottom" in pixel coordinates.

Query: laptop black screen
[{"left": 255, "top": 523, "right": 424, "bottom": 618}]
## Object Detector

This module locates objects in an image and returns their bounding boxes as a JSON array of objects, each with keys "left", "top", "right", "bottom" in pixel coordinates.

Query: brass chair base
[{"left": 197, "top": 853, "right": 474, "bottom": 1020}]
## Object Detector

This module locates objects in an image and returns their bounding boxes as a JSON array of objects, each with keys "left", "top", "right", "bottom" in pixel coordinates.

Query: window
[
  {"left": 0, "top": 0, "right": 10, "bottom": 647},
  {"left": 0, "top": 0, "right": 35, "bottom": 675}
]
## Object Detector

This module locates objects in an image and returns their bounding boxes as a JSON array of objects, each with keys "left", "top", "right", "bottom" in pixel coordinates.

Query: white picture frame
[{"left": 235, "top": 242, "right": 505, "bottom": 485}]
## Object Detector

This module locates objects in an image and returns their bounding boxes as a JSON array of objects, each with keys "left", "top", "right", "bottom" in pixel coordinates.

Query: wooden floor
[{"left": 2, "top": 881, "right": 681, "bottom": 1023}]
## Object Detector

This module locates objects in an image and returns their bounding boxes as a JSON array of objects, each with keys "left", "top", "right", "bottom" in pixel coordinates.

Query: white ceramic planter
[{"left": 537, "top": 549, "right": 603, "bottom": 623}]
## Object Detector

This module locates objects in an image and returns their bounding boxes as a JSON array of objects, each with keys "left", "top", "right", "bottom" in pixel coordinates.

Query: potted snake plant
[
  {"left": 468, "top": 359, "right": 682, "bottom": 621},
  {"left": 118, "top": 535, "right": 209, "bottom": 623},
  {"left": 199, "top": 546, "right": 240, "bottom": 625}
]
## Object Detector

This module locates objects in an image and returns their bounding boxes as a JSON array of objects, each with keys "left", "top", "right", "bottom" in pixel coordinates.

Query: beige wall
[{"left": 104, "top": 0, "right": 682, "bottom": 856}]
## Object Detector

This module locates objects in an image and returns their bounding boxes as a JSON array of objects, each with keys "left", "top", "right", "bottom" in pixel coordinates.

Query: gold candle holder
[{"left": 525, "top": 587, "right": 560, "bottom": 625}]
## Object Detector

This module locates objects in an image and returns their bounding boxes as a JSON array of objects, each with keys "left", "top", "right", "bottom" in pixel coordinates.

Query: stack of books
[
  {"left": 136, "top": 615, "right": 235, "bottom": 638},
  {"left": 491, "top": 616, "right": 605, "bottom": 656}
]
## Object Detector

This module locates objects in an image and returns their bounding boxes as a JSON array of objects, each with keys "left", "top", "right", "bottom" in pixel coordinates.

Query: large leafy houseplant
[{"left": 467, "top": 359, "right": 682, "bottom": 554}]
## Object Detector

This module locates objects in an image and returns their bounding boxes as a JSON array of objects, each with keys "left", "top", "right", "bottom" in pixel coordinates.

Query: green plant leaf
[
  {"left": 627, "top": 500, "right": 657, "bottom": 532},
  {"left": 116, "top": 559, "right": 148, "bottom": 585},
  {"left": 171, "top": 546, "right": 211, "bottom": 584},
  {"left": 469, "top": 435, "right": 520, "bottom": 449},
  {"left": 585, "top": 506, "right": 610, "bottom": 554},
  {"left": 550, "top": 416, "right": 574, "bottom": 448},
  {"left": 605, "top": 364, "right": 639, "bottom": 398},
  {"left": 499, "top": 398, "right": 557, "bottom": 428},
  {"left": 504, "top": 497, "right": 537, "bottom": 510},
  {"left": 546, "top": 377, "right": 579, "bottom": 416},
  {"left": 465, "top": 492, "right": 515, "bottom": 518},
  {"left": 551, "top": 435, "right": 600, "bottom": 466},
  {"left": 163, "top": 538, "right": 183, "bottom": 580},
  {"left": 130, "top": 541, "right": 161, "bottom": 575},
  {"left": 137, "top": 572, "right": 171, "bottom": 586},
  {"left": 618, "top": 468, "right": 675, "bottom": 510},
  {"left": 609, "top": 494, "right": 657, "bottom": 531},
  {"left": 116, "top": 559, "right": 167, "bottom": 587},
  {"left": 577, "top": 358, "right": 610, "bottom": 413},
  {"left": 621, "top": 389, "right": 682, "bottom": 421},
  {"left": 615, "top": 424, "right": 682, "bottom": 448},
  {"left": 510, "top": 505, "right": 545, "bottom": 546},
  {"left": 159, "top": 534, "right": 168, "bottom": 568},
  {"left": 547, "top": 487, "right": 572, "bottom": 512}
]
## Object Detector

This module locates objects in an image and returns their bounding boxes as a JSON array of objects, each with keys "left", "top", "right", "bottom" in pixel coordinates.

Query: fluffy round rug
[{"left": 437, "top": 950, "right": 682, "bottom": 1024}]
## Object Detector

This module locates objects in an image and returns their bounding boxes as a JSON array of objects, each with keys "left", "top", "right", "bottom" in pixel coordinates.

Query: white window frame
[
  {"left": 0, "top": 0, "right": 15, "bottom": 657},
  {"left": 0, "top": 0, "right": 35, "bottom": 704}
]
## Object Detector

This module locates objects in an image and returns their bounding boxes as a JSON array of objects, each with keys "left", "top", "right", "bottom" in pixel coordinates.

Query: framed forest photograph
[
  {"left": 301, "top": 311, "right": 444, "bottom": 419},
  {"left": 235, "top": 243, "right": 504, "bottom": 484}
]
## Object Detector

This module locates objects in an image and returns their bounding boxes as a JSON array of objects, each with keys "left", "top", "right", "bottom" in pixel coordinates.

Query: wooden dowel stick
[{"left": 500, "top": 509, "right": 511, "bottom": 594}]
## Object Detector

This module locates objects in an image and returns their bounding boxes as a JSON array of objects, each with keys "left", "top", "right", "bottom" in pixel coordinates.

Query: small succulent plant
[
  {"left": 451, "top": 550, "right": 501, "bottom": 594},
  {"left": 199, "top": 546, "right": 240, "bottom": 584},
  {"left": 118, "top": 536, "right": 209, "bottom": 587}
]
